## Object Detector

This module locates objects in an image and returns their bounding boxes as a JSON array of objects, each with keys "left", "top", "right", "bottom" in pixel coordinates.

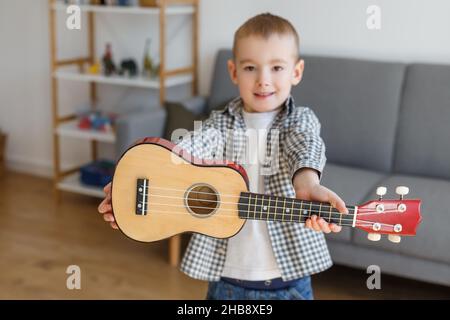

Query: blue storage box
[{"left": 80, "top": 160, "right": 115, "bottom": 187}]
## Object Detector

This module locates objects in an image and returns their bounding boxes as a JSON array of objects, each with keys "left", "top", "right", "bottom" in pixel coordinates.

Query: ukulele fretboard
[{"left": 237, "top": 192, "right": 356, "bottom": 227}]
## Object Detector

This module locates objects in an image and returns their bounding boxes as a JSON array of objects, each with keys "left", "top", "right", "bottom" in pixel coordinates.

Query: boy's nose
[
  {"left": 257, "top": 72, "right": 271, "bottom": 87},
  {"left": 258, "top": 70, "right": 270, "bottom": 87}
]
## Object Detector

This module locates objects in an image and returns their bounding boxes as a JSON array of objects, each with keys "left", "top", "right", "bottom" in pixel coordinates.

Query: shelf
[
  {"left": 56, "top": 120, "right": 116, "bottom": 143},
  {"left": 52, "top": 2, "right": 194, "bottom": 15},
  {"left": 54, "top": 69, "right": 193, "bottom": 88},
  {"left": 58, "top": 172, "right": 105, "bottom": 198}
]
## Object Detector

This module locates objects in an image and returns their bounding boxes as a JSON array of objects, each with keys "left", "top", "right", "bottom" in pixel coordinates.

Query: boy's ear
[
  {"left": 291, "top": 59, "right": 305, "bottom": 86},
  {"left": 227, "top": 59, "right": 238, "bottom": 85}
]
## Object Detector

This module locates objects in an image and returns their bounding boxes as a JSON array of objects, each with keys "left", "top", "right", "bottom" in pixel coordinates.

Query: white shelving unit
[
  {"left": 54, "top": 69, "right": 193, "bottom": 89},
  {"left": 52, "top": 2, "right": 195, "bottom": 15},
  {"left": 58, "top": 172, "right": 105, "bottom": 198},
  {"left": 49, "top": 0, "right": 199, "bottom": 200},
  {"left": 56, "top": 119, "right": 116, "bottom": 143}
]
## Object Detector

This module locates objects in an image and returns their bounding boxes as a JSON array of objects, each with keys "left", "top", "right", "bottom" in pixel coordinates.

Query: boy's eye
[
  {"left": 243, "top": 66, "right": 255, "bottom": 71},
  {"left": 273, "top": 66, "right": 284, "bottom": 72}
]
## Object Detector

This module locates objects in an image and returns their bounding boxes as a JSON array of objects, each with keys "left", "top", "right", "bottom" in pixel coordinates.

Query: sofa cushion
[
  {"left": 293, "top": 55, "right": 406, "bottom": 173},
  {"left": 352, "top": 174, "right": 450, "bottom": 265},
  {"left": 207, "top": 49, "right": 239, "bottom": 112},
  {"left": 394, "top": 64, "right": 450, "bottom": 180},
  {"left": 321, "top": 163, "right": 388, "bottom": 243}
]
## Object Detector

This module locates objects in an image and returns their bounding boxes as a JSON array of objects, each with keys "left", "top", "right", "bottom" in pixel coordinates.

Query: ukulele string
[
  {"left": 145, "top": 189, "right": 400, "bottom": 216},
  {"left": 129, "top": 208, "right": 359, "bottom": 227},
  {"left": 136, "top": 196, "right": 396, "bottom": 228},
  {"left": 148, "top": 192, "right": 353, "bottom": 215},
  {"left": 138, "top": 185, "right": 356, "bottom": 215}
]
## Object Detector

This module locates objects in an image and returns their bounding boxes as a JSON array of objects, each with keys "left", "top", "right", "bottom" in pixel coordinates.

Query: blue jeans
[{"left": 206, "top": 276, "right": 313, "bottom": 300}]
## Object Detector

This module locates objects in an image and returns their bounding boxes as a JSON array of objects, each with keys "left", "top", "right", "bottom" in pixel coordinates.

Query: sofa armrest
[{"left": 115, "top": 107, "right": 167, "bottom": 159}]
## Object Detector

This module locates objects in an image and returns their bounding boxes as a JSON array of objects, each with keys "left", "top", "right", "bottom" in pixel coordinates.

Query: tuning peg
[
  {"left": 395, "top": 186, "right": 409, "bottom": 200},
  {"left": 367, "top": 233, "right": 381, "bottom": 241},
  {"left": 388, "top": 234, "right": 401, "bottom": 243},
  {"left": 376, "top": 186, "right": 387, "bottom": 200}
]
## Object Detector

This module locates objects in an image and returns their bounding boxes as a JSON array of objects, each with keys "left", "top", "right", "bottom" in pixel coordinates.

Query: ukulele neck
[{"left": 237, "top": 192, "right": 357, "bottom": 227}]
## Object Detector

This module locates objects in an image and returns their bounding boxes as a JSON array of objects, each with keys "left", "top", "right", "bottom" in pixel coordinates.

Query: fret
[
  {"left": 266, "top": 196, "right": 272, "bottom": 222},
  {"left": 328, "top": 205, "right": 332, "bottom": 224},
  {"left": 259, "top": 194, "right": 264, "bottom": 220},
  {"left": 247, "top": 193, "right": 252, "bottom": 220},
  {"left": 252, "top": 193, "right": 257, "bottom": 220},
  {"left": 309, "top": 201, "right": 313, "bottom": 220},
  {"left": 282, "top": 198, "right": 286, "bottom": 222},
  {"left": 238, "top": 192, "right": 249, "bottom": 219},
  {"left": 272, "top": 196, "right": 277, "bottom": 221},
  {"left": 298, "top": 200, "right": 303, "bottom": 223},
  {"left": 275, "top": 196, "right": 283, "bottom": 222},
  {"left": 290, "top": 198, "right": 295, "bottom": 222},
  {"left": 299, "top": 200, "right": 306, "bottom": 223},
  {"left": 318, "top": 202, "right": 322, "bottom": 219}
]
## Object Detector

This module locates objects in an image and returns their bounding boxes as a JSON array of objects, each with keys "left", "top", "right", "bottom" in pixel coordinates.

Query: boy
[{"left": 98, "top": 13, "right": 348, "bottom": 300}]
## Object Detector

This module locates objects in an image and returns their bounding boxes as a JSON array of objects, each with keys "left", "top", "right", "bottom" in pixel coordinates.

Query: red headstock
[{"left": 355, "top": 186, "right": 422, "bottom": 243}]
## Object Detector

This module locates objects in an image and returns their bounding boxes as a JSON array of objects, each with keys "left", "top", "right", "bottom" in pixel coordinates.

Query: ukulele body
[{"left": 112, "top": 138, "right": 249, "bottom": 242}]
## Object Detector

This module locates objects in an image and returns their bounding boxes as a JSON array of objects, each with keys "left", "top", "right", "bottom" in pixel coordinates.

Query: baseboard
[{"left": 6, "top": 155, "right": 53, "bottom": 178}]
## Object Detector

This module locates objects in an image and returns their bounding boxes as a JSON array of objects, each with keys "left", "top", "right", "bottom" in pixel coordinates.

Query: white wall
[
  {"left": 1, "top": 0, "right": 450, "bottom": 177},
  {"left": 198, "top": 0, "right": 450, "bottom": 94}
]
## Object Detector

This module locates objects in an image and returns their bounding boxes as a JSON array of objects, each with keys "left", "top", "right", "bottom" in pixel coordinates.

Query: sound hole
[{"left": 185, "top": 184, "right": 219, "bottom": 217}]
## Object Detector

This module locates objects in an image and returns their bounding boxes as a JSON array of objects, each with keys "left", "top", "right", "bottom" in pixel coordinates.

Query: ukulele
[{"left": 111, "top": 137, "right": 422, "bottom": 243}]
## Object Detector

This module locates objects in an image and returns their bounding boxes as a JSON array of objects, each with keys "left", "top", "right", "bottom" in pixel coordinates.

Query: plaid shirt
[{"left": 176, "top": 96, "right": 332, "bottom": 281}]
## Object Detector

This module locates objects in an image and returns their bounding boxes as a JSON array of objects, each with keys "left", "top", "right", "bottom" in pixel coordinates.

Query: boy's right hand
[{"left": 97, "top": 182, "right": 119, "bottom": 230}]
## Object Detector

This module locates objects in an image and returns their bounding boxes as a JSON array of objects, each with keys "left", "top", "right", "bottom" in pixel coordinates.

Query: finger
[
  {"left": 110, "top": 222, "right": 119, "bottom": 230},
  {"left": 327, "top": 191, "right": 348, "bottom": 214},
  {"left": 330, "top": 223, "right": 342, "bottom": 233},
  {"left": 317, "top": 218, "right": 331, "bottom": 233},
  {"left": 103, "top": 182, "right": 112, "bottom": 194},
  {"left": 103, "top": 213, "right": 115, "bottom": 222},
  {"left": 305, "top": 218, "right": 312, "bottom": 229},
  {"left": 98, "top": 200, "right": 106, "bottom": 213},
  {"left": 98, "top": 201, "right": 112, "bottom": 214},
  {"left": 311, "top": 215, "right": 322, "bottom": 232}
]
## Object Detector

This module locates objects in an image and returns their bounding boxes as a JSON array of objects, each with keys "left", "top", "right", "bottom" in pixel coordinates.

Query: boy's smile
[{"left": 228, "top": 34, "right": 305, "bottom": 113}]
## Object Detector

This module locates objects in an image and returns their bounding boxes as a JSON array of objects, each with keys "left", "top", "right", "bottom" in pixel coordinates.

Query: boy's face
[{"left": 227, "top": 34, "right": 304, "bottom": 113}]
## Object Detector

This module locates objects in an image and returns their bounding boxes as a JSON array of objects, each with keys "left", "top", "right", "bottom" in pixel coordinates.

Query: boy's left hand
[{"left": 293, "top": 169, "right": 348, "bottom": 233}]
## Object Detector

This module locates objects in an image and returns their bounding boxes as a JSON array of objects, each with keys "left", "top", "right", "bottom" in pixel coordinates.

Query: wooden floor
[{"left": 1, "top": 171, "right": 449, "bottom": 300}]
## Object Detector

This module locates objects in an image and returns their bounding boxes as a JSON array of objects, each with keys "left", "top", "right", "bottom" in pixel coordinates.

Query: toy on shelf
[
  {"left": 77, "top": 110, "right": 118, "bottom": 133},
  {"left": 102, "top": 43, "right": 116, "bottom": 76},
  {"left": 118, "top": 59, "right": 138, "bottom": 77},
  {"left": 79, "top": 159, "right": 115, "bottom": 187},
  {"left": 142, "top": 38, "right": 153, "bottom": 77},
  {"left": 117, "top": 0, "right": 131, "bottom": 5},
  {"left": 88, "top": 60, "right": 101, "bottom": 74},
  {"left": 142, "top": 38, "right": 159, "bottom": 78}
]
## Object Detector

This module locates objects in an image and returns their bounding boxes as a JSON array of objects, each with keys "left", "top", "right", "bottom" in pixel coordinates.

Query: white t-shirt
[{"left": 221, "top": 108, "right": 282, "bottom": 281}]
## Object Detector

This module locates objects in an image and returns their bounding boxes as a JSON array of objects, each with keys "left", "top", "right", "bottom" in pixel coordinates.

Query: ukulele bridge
[{"left": 136, "top": 178, "right": 149, "bottom": 215}]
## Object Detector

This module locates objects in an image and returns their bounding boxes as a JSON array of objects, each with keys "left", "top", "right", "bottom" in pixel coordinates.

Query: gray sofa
[{"left": 116, "top": 49, "right": 450, "bottom": 287}]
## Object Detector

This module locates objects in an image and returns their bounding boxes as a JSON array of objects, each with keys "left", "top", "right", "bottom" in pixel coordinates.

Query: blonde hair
[{"left": 232, "top": 13, "right": 300, "bottom": 60}]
